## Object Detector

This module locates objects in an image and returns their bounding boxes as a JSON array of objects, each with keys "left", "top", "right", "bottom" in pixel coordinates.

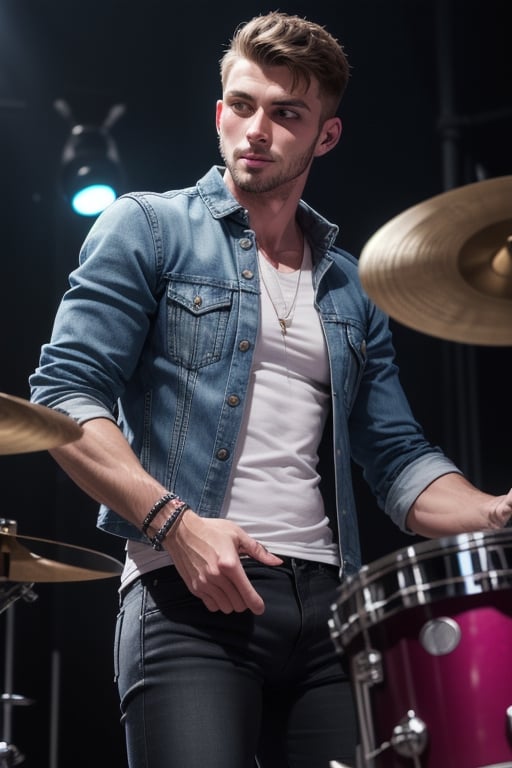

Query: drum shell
[{"left": 346, "top": 589, "right": 512, "bottom": 767}]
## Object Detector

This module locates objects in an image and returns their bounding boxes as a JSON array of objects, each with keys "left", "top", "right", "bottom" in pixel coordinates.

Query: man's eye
[
  {"left": 277, "top": 109, "right": 299, "bottom": 119},
  {"left": 232, "top": 102, "right": 251, "bottom": 114}
]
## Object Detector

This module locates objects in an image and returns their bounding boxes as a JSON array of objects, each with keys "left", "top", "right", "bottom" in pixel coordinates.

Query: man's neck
[
  {"left": 225, "top": 174, "right": 304, "bottom": 271},
  {"left": 253, "top": 217, "right": 304, "bottom": 272}
]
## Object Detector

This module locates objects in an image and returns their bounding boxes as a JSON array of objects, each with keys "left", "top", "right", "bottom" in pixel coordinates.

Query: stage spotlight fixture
[{"left": 56, "top": 101, "right": 126, "bottom": 217}]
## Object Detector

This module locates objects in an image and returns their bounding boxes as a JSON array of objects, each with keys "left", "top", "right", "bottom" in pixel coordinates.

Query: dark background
[{"left": 1, "top": 1, "right": 511, "bottom": 766}]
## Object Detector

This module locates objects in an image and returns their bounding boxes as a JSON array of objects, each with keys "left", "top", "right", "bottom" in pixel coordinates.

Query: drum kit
[
  {"left": 0, "top": 392, "right": 123, "bottom": 766},
  {"left": 329, "top": 175, "right": 512, "bottom": 767}
]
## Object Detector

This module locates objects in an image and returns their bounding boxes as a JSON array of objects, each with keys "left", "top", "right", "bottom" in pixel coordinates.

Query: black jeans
[{"left": 115, "top": 557, "right": 357, "bottom": 768}]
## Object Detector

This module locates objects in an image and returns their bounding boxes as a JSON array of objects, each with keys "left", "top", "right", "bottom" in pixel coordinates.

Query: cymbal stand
[
  {"left": 0, "top": 588, "right": 38, "bottom": 768},
  {"left": 0, "top": 520, "right": 38, "bottom": 767}
]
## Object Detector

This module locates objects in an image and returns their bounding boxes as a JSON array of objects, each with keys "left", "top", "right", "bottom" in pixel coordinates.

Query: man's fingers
[
  {"left": 235, "top": 576, "right": 266, "bottom": 615},
  {"left": 239, "top": 537, "right": 283, "bottom": 566},
  {"left": 192, "top": 567, "right": 264, "bottom": 614},
  {"left": 171, "top": 520, "right": 277, "bottom": 614}
]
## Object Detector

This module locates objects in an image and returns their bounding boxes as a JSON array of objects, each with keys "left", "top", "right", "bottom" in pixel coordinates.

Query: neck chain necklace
[{"left": 258, "top": 246, "right": 304, "bottom": 335}]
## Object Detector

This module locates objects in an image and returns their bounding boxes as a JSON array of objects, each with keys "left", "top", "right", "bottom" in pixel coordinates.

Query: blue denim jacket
[{"left": 30, "top": 165, "right": 459, "bottom": 575}]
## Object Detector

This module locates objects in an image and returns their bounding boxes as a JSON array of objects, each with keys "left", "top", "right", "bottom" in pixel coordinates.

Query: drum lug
[
  {"left": 353, "top": 649, "right": 383, "bottom": 686},
  {"left": 391, "top": 710, "right": 428, "bottom": 759}
]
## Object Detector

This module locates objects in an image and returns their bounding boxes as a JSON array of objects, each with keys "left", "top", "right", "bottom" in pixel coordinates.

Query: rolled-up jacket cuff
[
  {"left": 50, "top": 395, "right": 117, "bottom": 426},
  {"left": 385, "top": 453, "right": 463, "bottom": 532}
]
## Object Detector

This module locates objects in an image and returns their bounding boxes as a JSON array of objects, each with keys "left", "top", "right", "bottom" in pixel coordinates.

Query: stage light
[{"left": 56, "top": 101, "right": 126, "bottom": 217}]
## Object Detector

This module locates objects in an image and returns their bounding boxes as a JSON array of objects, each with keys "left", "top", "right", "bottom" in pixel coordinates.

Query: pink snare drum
[{"left": 329, "top": 530, "right": 512, "bottom": 768}]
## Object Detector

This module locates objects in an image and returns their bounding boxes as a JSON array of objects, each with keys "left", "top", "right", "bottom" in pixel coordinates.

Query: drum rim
[
  {"left": 345, "top": 529, "right": 512, "bottom": 590},
  {"left": 330, "top": 529, "right": 512, "bottom": 649}
]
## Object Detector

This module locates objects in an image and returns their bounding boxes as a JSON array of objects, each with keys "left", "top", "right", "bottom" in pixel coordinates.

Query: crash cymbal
[
  {"left": 0, "top": 393, "right": 82, "bottom": 455},
  {"left": 0, "top": 525, "right": 123, "bottom": 583},
  {"left": 358, "top": 175, "right": 512, "bottom": 345}
]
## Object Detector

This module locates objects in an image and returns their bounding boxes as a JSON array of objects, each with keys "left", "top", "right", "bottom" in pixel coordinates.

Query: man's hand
[
  {"left": 489, "top": 488, "right": 512, "bottom": 528},
  {"left": 166, "top": 509, "right": 283, "bottom": 614}
]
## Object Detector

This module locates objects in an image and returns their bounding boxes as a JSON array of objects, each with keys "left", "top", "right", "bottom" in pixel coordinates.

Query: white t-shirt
[{"left": 221, "top": 241, "right": 338, "bottom": 564}]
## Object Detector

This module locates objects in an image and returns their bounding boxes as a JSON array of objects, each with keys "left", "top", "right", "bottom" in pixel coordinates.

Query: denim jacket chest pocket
[
  {"left": 344, "top": 323, "right": 367, "bottom": 408},
  {"left": 166, "top": 278, "right": 235, "bottom": 370},
  {"left": 317, "top": 310, "right": 368, "bottom": 412}
]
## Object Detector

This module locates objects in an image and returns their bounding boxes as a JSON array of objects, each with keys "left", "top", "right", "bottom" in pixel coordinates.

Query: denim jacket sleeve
[{"left": 30, "top": 194, "right": 167, "bottom": 417}]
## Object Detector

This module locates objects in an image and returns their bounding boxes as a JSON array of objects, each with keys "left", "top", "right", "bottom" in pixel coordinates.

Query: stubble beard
[{"left": 218, "top": 135, "right": 319, "bottom": 195}]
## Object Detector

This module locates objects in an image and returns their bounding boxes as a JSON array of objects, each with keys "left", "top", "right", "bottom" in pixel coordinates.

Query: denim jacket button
[
  {"left": 239, "top": 238, "right": 252, "bottom": 250},
  {"left": 241, "top": 269, "right": 254, "bottom": 279},
  {"left": 216, "top": 448, "right": 229, "bottom": 460},
  {"left": 238, "top": 340, "right": 250, "bottom": 352}
]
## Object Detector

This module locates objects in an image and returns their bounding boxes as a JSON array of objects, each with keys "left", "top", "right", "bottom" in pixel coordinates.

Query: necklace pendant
[{"left": 279, "top": 318, "right": 288, "bottom": 335}]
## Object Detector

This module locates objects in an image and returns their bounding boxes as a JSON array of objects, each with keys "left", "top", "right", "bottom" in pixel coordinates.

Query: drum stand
[{"left": 0, "top": 583, "right": 38, "bottom": 767}]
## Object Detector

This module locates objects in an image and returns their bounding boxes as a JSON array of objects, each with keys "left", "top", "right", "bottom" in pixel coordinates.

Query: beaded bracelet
[
  {"left": 141, "top": 492, "right": 177, "bottom": 536},
  {"left": 150, "top": 502, "right": 189, "bottom": 551}
]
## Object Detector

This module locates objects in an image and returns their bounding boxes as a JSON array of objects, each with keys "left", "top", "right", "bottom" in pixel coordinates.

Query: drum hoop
[
  {"left": 362, "top": 530, "right": 510, "bottom": 580},
  {"left": 331, "top": 529, "right": 512, "bottom": 649}
]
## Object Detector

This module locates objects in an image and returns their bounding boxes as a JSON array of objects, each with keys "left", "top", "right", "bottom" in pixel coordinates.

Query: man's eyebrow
[
  {"left": 224, "top": 89, "right": 254, "bottom": 101},
  {"left": 273, "top": 98, "right": 311, "bottom": 111}
]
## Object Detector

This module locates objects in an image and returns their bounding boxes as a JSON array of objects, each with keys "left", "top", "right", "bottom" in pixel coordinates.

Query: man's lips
[{"left": 238, "top": 153, "right": 272, "bottom": 168}]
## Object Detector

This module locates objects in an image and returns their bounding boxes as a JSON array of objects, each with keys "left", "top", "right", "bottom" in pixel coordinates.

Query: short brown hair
[{"left": 220, "top": 11, "right": 350, "bottom": 117}]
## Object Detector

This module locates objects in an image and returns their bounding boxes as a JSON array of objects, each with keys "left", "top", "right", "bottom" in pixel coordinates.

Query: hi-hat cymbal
[
  {"left": 0, "top": 393, "right": 82, "bottom": 455},
  {"left": 358, "top": 175, "right": 512, "bottom": 345},
  {"left": 0, "top": 530, "right": 123, "bottom": 583}
]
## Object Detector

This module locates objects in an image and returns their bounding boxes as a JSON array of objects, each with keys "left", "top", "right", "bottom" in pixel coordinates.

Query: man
[{"left": 30, "top": 11, "right": 512, "bottom": 768}]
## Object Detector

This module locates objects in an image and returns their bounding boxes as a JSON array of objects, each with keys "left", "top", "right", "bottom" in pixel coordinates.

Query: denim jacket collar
[{"left": 197, "top": 165, "right": 339, "bottom": 256}]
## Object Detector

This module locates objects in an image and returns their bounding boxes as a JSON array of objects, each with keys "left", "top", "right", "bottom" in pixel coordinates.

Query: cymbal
[
  {"left": 0, "top": 393, "right": 82, "bottom": 455},
  {"left": 358, "top": 175, "right": 512, "bottom": 345},
  {"left": 0, "top": 530, "right": 123, "bottom": 583}
]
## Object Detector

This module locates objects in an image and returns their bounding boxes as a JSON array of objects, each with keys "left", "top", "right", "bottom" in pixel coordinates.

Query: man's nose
[{"left": 246, "top": 108, "right": 270, "bottom": 143}]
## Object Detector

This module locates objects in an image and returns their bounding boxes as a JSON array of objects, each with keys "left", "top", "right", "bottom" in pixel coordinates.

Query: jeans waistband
[
  {"left": 243, "top": 554, "right": 340, "bottom": 575},
  {"left": 122, "top": 556, "right": 341, "bottom": 598}
]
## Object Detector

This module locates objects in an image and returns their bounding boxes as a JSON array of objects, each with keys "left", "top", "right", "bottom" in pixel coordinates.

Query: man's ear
[
  {"left": 215, "top": 100, "right": 223, "bottom": 133},
  {"left": 315, "top": 116, "right": 342, "bottom": 157}
]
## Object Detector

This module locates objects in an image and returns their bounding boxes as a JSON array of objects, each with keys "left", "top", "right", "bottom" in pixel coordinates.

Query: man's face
[{"left": 216, "top": 58, "right": 331, "bottom": 196}]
